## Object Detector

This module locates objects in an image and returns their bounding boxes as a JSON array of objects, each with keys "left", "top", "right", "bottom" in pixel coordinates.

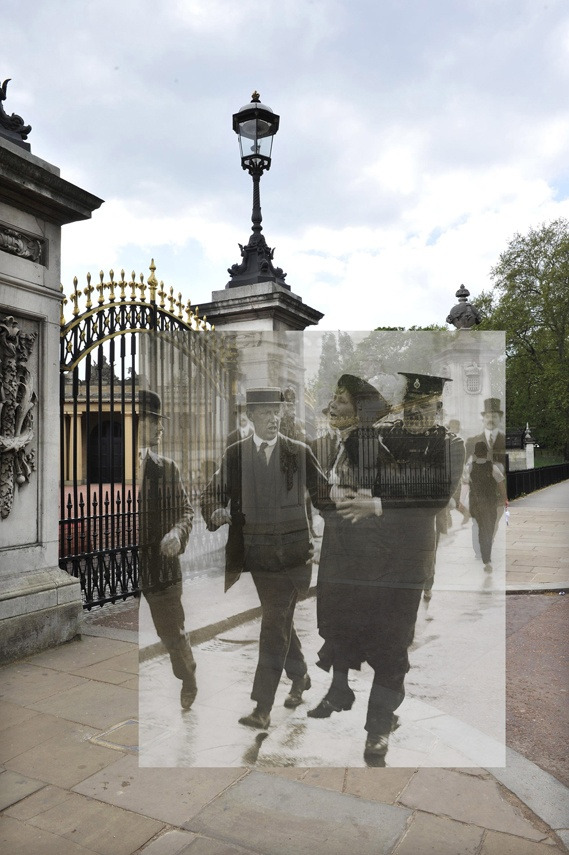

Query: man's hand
[
  {"left": 335, "top": 491, "right": 382, "bottom": 524},
  {"left": 210, "top": 507, "right": 232, "bottom": 528},
  {"left": 160, "top": 530, "right": 182, "bottom": 557}
]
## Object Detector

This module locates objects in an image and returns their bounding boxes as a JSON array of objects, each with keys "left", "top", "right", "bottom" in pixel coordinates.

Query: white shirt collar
[{"left": 253, "top": 433, "right": 278, "bottom": 449}]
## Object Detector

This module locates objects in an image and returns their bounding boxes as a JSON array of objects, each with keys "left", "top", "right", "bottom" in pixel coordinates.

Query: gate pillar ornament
[
  {"left": 0, "top": 81, "right": 103, "bottom": 663},
  {"left": 0, "top": 314, "right": 37, "bottom": 519}
]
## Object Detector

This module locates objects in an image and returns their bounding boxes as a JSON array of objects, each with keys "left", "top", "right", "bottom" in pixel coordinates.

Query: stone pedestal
[
  {"left": 0, "top": 136, "right": 103, "bottom": 663},
  {"left": 199, "top": 281, "right": 323, "bottom": 332},
  {"left": 200, "top": 280, "right": 323, "bottom": 412}
]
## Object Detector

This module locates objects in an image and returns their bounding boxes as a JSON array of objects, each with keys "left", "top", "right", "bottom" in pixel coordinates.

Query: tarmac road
[{"left": 506, "top": 591, "right": 569, "bottom": 787}]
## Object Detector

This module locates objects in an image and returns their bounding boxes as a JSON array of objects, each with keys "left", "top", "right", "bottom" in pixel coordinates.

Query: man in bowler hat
[
  {"left": 201, "top": 387, "right": 332, "bottom": 730},
  {"left": 138, "top": 390, "right": 197, "bottom": 710}
]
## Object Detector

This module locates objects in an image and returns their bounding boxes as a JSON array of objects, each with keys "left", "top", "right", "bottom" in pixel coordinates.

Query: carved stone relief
[
  {"left": 0, "top": 315, "right": 37, "bottom": 520},
  {"left": 0, "top": 224, "right": 46, "bottom": 265},
  {"left": 464, "top": 361, "right": 482, "bottom": 395}
]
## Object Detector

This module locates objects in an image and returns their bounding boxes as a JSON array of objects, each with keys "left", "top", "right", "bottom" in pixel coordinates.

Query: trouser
[
  {"left": 143, "top": 582, "right": 196, "bottom": 685},
  {"left": 474, "top": 507, "right": 498, "bottom": 564},
  {"left": 250, "top": 566, "right": 311, "bottom": 710},
  {"left": 364, "top": 586, "right": 423, "bottom": 735},
  {"left": 472, "top": 504, "right": 503, "bottom": 558}
]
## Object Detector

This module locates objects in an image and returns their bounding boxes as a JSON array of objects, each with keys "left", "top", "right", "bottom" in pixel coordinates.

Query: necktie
[
  {"left": 258, "top": 442, "right": 269, "bottom": 465},
  {"left": 488, "top": 434, "right": 494, "bottom": 450}
]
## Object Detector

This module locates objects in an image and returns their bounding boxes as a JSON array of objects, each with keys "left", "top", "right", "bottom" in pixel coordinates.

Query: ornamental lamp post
[{"left": 227, "top": 92, "right": 289, "bottom": 289}]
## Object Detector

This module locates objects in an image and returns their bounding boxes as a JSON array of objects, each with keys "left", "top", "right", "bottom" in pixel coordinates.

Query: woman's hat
[{"left": 337, "top": 374, "right": 390, "bottom": 421}]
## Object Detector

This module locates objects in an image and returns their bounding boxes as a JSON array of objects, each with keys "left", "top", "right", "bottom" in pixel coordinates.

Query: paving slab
[
  {"left": 24, "top": 636, "right": 136, "bottom": 671},
  {"left": 0, "top": 699, "right": 39, "bottom": 731},
  {"left": 392, "top": 811, "right": 484, "bottom": 855},
  {"left": 398, "top": 768, "right": 548, "bottom": 840},
  {"left": 10, "top": 789, "right": 165, "bottom": 855},
  {"left": 0, "top": 814, "right": 96, "bottom": 855},
  {"left": 0, "top": 662, "right": 87, "bottom": 704},
  {"left": 138, "top": 829, "right": 199, "bottom": 855},
  {"left": 0, "top": 710, "right": 72, "bottom": 763},
  {"left": 4, "top": 784, "right": 70, "bottom": 819},
  {"left": 4, "top": 722, "right": 120, "bottom": 788},
  {"left": 488, "top": 747, "right": 569, "bottom": 834},
  {"left": 73, "top": 754, "right": 246, "bottom": 826},
  {"left": 178, "top": 838, "right": 265, "bottom": 854},
  {"left": 184, "top": 770, "right": 412, "bottom": 855},
  {"left": 0, "top": 770, "right": 45, "bottom": 811},
  {"left": 28, "top": 678, "right": 137, "bottom": 729},
  {"left": 343, "top": 767, "right": 416, "bottom": 802},
  {"left": 71, "top": 652, "right": 139, "bottom": 685},
  {"left": 480, "top": 829, "right": 568, "bottom": 854}
]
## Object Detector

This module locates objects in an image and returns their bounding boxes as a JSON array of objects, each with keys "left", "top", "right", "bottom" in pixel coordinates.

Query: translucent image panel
[{"left": 138, "top": 329, "right": 506, "bottom": 768}]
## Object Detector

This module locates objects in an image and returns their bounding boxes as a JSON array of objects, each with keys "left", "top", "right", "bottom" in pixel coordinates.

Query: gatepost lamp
[{"left": 227, "top": 92, "right": 289, "bottom": 289}]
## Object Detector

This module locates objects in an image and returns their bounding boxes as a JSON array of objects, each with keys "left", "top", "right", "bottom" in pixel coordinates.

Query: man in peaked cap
[
  {"left": 355, "top": 372, "right": 465, "bottom": 758},
  {"left": 138, "top": 389, "right": 197, "bottom": 710},
  {"left": 201, "top": 387, "right": 332, "bottom": 730}
]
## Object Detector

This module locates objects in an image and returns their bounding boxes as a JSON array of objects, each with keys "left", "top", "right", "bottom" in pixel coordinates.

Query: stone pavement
[{"left": 1, "top": 482, "right": 568, "bottom": 854}]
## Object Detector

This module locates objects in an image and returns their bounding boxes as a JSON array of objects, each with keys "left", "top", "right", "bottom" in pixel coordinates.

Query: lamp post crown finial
[{"left": 251, "top": 91, "right": 261, "bottom": 102}]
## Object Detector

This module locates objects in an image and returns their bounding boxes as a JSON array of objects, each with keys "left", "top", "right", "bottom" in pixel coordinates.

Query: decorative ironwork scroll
[
  {"left": 59, "top": 260, "right": 230, "bottom": 609},
  {"left": 0, "top": 224, "right": 46, "bottom": 265},
  {"left": 0, "top": 315, "right": 37, "bottom": 519}
]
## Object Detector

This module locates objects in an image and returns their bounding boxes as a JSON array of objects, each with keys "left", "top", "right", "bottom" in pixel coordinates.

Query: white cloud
[{"left": 6, "top": 0, "right": 569, "bottom": 334}]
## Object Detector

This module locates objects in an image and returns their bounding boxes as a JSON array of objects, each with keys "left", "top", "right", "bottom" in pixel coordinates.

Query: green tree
[{"left": 477, "top": 219, "right": 569, "bottom": 458}]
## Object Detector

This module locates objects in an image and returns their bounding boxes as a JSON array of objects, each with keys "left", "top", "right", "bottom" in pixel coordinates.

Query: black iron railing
[{"left": 507, "top": 464, "right": 569, "bottom": 501}]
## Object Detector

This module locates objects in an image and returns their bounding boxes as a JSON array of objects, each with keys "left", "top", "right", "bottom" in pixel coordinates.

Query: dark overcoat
[
  {"left": 200, "top": 433, "right": 332, "bottom": 591},
  {"left": 465, "top": 431, "right": 506, "bottom": 468},
  {"left": 316, "top": 423, "right": 465, "bottom": 670},
  {"left": 138, "top": 451, "right": 194, "bottom": 592}
]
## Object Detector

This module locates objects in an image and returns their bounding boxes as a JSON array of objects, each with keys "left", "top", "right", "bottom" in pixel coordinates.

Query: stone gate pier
[{"left": 0, "top": 87, "right": 103, "bottom": 662}]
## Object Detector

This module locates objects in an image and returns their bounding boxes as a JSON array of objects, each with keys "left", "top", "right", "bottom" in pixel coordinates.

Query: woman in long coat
[
  {"left": 309, "top": 374, "right": 392, "bottom": 716},
  {"left": 309, "top": 372, "right": 465, "bottom": 760}
]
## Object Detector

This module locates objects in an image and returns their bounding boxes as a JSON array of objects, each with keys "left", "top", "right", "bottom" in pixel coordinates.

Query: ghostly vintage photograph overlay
[{"left": 138, "top": 330, "right": 506, "bottom": 768}]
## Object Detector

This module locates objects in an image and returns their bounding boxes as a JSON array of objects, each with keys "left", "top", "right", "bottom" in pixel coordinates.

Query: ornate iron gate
[{"left": 59, "top": 262, "right": 228, "bottom": 609}]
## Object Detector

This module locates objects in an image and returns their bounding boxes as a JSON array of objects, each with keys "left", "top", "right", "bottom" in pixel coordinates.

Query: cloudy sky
[{"left": 4, "top": 0, "right": 569, "bottom": 329}]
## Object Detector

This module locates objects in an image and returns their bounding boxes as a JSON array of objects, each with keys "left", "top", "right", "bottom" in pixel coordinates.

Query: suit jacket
[
  {"left": 138, "top": 451, "right": 194, "bottom": 592},
  {"left": 200, "top": 433, "right": 332, "bottom": 590}
]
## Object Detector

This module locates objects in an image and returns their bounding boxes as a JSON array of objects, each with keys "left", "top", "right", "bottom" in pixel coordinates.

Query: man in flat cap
[
  {"left": 201, "top": 387, "right": 332, "bottom": 730},
  {"left": 356, "top": 372, "right": 465, "bottom": 758},
  {"left": 138, "top": 390, "right": 197, "bottom": 710}
]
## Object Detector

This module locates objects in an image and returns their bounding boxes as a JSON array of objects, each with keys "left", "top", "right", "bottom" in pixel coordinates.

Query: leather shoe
[
  {"left": 180, "top": 681, "right": 197, "bottom": 710},
  {"left": 238, "top": 706, "right": 271, "bottom": 730},
  {"left": 284, "top": 674, "right": 311, "bottom": 708},
  {"left": 364, "top": 733, "right": 389, "bottom": 756},
  {"left": 307, "top": 687, "right": 355, "bottom": 718}
]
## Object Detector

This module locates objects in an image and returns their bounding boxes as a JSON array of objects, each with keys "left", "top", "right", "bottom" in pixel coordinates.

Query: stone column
[
  {"left": 0, "top": 131, "right": 103, "bottom": 663},
  {"left": 524, "top": 423, "right": 536, "bottom": 469}
]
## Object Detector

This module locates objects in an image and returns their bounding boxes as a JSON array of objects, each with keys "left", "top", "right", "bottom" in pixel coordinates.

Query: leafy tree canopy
[{"left": 476, "top": 218, "right": 569, "bottom": 458}]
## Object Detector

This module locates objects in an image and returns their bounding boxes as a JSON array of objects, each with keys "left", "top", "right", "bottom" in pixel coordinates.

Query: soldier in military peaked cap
[{"left": 332, "top": 371, "right": 465, "bottom": 759}]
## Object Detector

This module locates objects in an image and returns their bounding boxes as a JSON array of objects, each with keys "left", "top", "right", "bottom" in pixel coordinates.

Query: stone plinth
[
  {"left": 0, "top": 135, "right": 103, "bottom": 664},
  {"left": 199, "top": 281, "right": 323, "bottom": 331}
]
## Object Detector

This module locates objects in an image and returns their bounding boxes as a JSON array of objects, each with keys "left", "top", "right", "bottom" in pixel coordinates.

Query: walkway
[{"left": 0, "top": 482, "right": 567, "bottom": 854}]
